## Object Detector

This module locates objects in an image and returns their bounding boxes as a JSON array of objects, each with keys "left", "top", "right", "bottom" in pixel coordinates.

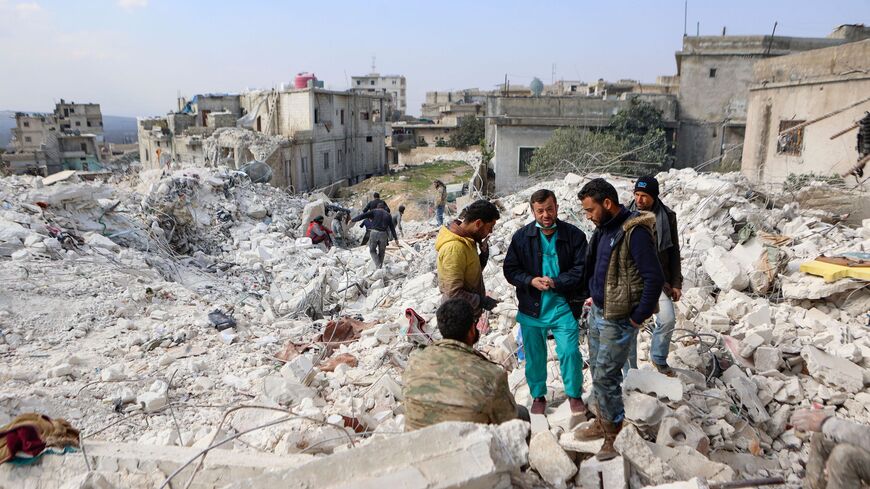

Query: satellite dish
[{"left": 530, "top": 77, "right": 544, "bottom": 97}]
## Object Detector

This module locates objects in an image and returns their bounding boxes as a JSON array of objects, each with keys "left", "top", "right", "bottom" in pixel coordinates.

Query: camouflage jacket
[{"left": 402, "top": 339, "right": 517, "bottom": 431}]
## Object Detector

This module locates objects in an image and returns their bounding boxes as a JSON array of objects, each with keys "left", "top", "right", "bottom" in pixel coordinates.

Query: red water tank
[{"left": 294, "top": 72, "right": 317, "bottom": 89}]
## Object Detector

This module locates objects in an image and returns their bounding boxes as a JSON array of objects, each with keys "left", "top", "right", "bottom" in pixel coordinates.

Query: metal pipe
[{"left": 709, "top": 476, "right": 786, "bottom": 489}]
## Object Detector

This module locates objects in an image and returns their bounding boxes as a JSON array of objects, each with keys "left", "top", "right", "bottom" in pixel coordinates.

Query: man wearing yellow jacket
[{"left": 435, "top": 200, "right": 501, "bottom": 319}]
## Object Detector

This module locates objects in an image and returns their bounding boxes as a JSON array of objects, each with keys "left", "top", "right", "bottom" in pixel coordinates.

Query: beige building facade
[{"left": 741, "top": 40, "right": 870, "bottom": 183}]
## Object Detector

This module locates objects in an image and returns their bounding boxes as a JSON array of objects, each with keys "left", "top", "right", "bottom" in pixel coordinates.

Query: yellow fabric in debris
[{"left": 800, "top": 260, "right": 870, "bottom": 283}]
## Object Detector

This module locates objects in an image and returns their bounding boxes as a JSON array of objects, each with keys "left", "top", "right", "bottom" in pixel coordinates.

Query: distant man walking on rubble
[
  {"left": 792, "top": 408, "right": 870, "bottom": 489},
  {"left": 351, "top": 202, "right": 398, "bottom": 269},
  {"left": 392, "top": 205, "right": 406, "bottom": 238},
  {"left": 435, "top": 200, "right": 500, "bottom": 320},
  {"left": 305, "top": 216, "right": 333, "bottom": 250},
  {"left": 624, "top": 175, "right": 683, "bottom": 377},
  {"left": 504, "top": 189, "right": 588, "bottom": 416},
  {"left": 403, "top": 298, "right": 527, "bottom": 431},
  {"left": 574, "top": 178, "right": 664, "bottom": 461},
  {"left": 360, "top": 192, "right": 390, "bottom": 245},
  {"left": 433, "top": 180, "right": 447, "bottom": 226}
]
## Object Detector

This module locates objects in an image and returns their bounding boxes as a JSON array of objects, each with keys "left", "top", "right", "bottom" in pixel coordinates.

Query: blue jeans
[
  {"left": 435, "top": 205, "right": 445, "bottom": 226},
  {"left": 624, "top": 292, "right": 676, "bottom": 375},
  {"left": 588, "top": 304, "right": 637, "bottom": 424}
]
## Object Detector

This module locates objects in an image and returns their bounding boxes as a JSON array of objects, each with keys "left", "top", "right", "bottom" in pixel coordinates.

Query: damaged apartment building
[
  {"left": 351, "top": 72, "right": 406, "bottom": 121},
  {"left": 673, "top": 24, "right": 870, "bottom": 170},
  {"left": 138, "top": 79, "right": 388, "bottom": 192},
  {"left": 1, "top": 100, "right": 104, "bottom": 176},
  {"left": 741, "top": 39, "right": 870, "bottom": 186}
]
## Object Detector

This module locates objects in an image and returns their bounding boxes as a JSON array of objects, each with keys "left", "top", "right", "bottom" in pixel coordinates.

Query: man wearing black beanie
[{"left": 626, "top": 175, "right": 682, "bottom": 377}]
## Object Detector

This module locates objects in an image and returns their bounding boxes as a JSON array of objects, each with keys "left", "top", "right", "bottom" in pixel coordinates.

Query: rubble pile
[{"left": 0, "top": 166, "right": 869, "bottom": 488}]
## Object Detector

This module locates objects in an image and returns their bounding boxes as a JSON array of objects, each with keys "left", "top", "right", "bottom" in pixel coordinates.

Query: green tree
[
  {"left": 610, "top": 97, "right": 671, "bottom": 167},
  {"left": 529, "top": 127, "right": 630, "bottom": 176},
  {"left": 448, "top": 116, "right": 485, "bottom": 149}
]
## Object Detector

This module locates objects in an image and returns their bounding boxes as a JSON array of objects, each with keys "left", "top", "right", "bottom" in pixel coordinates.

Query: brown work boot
[
  {"left": 568, "top": 397, "right": 587, "bottom": 415},
  {"left": 595, "top": 420, "right": 623, "bottom": 461},
  {"left": 652, "top": 361, "right": 677, "bottom": 377},
  {"left": 531, "top": 397, "right": 547, "bottom": 415},
  {"left": 573, "top": 418, "right": 604, "bottom": 441}
]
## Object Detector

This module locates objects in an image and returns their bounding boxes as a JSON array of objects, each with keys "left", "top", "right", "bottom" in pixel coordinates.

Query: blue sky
[{"left": 1, "top": 0, "right": 867, "bottom": 117}]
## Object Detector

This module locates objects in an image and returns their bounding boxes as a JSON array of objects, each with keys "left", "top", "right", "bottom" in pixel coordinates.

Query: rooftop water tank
[{"left": 294, "top": 73, "right": 317, "bottom": 89}]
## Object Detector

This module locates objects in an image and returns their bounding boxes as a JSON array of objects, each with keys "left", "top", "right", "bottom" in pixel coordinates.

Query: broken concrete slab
[
  {"left": 0, "top": 440, "right": 313, "bottom": 489},
  {"left": 547, "top": 400, "right": 585, "bottom": 433},
  {"left": 224, "top": 420, "right": 530, "bottom": 489},
  {"left": 616, "top": 425, "right": 734, "bottom": 486},
  {"left": 703, "top": 246, "right": 749, "bottom": 291},
  {"left": 656, "top": 416, "right": 710, "bottom": 455},
  {"left": 721, "top": 365, "right": 771, "bottom": 424},
  {"left": 574, "top": 456, "right": 625, "bottom": 489},
  {"left": 623, "top": 369, "right": 683, "bottom": 402},
  {"left": 801, "top": 345, "right": 866, "bottom": 393},
  {"left": 529, "top": 431, "right": 577, "bottom": 488},
  {"left": 753, "top": 346, "right": 783, "bottom": 372},
  {"left": 624, "top": 391, "right": 668, "bottom": 427},
  {"left": 529, "top": 413, "right": 549, "bottom": 437},
  {"left": 558, "top": 430, "right": 603, "bottom": 455}
]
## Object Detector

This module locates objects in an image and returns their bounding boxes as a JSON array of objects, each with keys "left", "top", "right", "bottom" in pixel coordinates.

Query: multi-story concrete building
[
  {"left": 1, "top": 100, "right": 104, "bottom": 175},
  {"left": 741, "top": 39, "right": 870, "bottom": 184},
  {"left": 351, "top": 73, "right": 406, "bottom": 119},
  {"left": 138, "top": 87, "right": 387, "bottom": 192},
  {"left": 484, "top": 94, "right": 678, "bottom": 192},
  {"left": 673, "top": 26, "right": 870, "bottom": 170}
]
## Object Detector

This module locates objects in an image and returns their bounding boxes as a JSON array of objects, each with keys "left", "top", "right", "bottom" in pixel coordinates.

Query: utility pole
[{"left": 683, "top": 0, "right": 687, "bottom": 37}]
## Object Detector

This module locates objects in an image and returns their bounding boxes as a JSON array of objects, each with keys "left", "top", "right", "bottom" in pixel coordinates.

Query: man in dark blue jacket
[
  {"left": 504, "top": 189, "right": 588, "bottom": 416},
  {"left": 351, "top": 203, "right": 399, "bottom": 269},
  {"left": 574, "top": 178, "right": 664, "bottom": 462}
]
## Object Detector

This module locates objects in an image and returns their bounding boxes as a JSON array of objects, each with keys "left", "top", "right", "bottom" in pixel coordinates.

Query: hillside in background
[{"left": 0, "top": 110, "right": 138, "bottom": 147}]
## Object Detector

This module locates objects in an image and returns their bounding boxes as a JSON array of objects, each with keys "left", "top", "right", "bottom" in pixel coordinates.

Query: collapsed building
[
  {"left": 0, "top": 160, "right": 869, "bottom": 487},
  {"left": 138, "top": 82, "right": 389, "bottom": 192},
  {"left": 1, "top": 100, "right": 104, "bottom": 176}
]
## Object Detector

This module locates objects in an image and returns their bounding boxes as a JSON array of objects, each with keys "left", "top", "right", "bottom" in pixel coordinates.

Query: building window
[
  {"left": 777, "top": 120, "right": 805, "bottom": 156},
  {"left": 709, "top": 68, "right": 717, "bottom": 78},
  {"left": 23, "top": 121, "right": 30, "bottom": 127},
  {"left": 80, "top": 143, "right": 87, "bottom": 152},
  {"left": 314, "top": 109, "right": 320, "bottom": 124},
  {"left": 392, "top": 80, "right": 396, "bottom": 85},
  {"left": 24, "top": 136, "right": 31, "bottom": 142},
  {"left": 570, "top": 85, "right": 577, "bottom": 92},
  {"left": 323, "top": 151, "right": 330, "bottom": 169},
  {"left": 356, "top": 80, "right": 361, "bottom": 86},
  {"left": 340, "top": 109, "right": 345, "bottom": 125},
  {"left": 75, "top": 121, "right": 81, "bottom": 126},
  {"left": 69, "top": 108, "right": 75, "bottom": 113},
  {"left": 370, "top": 80, "right": 375, "bottom": 85},
  {"left": 366, "top": 136, "right": 373, "bottom": 142},
  {"left": 361, "top": 112, "right": 370, "bottom": 121},
  {"left": 518, "top": 147, "right": 537, "bottom": 176},
  {"left": 338, "top": 149, "right": 343, "bottom": 169},
  {"left": 301, "top": 156, "right": 307, "bottom": 173},
  {"left": 87, "top": 121, "right": 92, "bottom": 127}
]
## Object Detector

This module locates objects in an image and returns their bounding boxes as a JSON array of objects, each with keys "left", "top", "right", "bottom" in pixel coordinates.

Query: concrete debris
[
  {"left": 529, "top": 431, "right": 577, "bottom": 488},
  {"left": 226, "top": 420, "right": 529, "bottom": 489},
  {"left": 1, "top": 167, "right": 869, "bottom": 488},
  {"left": 624, "top": 368, "right": 684, "bottom": 402}
]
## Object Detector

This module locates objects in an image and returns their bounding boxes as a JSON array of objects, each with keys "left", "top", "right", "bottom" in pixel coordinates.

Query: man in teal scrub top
[{"left": 504, "top": 189, "right": 589, "bottom": 415}]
